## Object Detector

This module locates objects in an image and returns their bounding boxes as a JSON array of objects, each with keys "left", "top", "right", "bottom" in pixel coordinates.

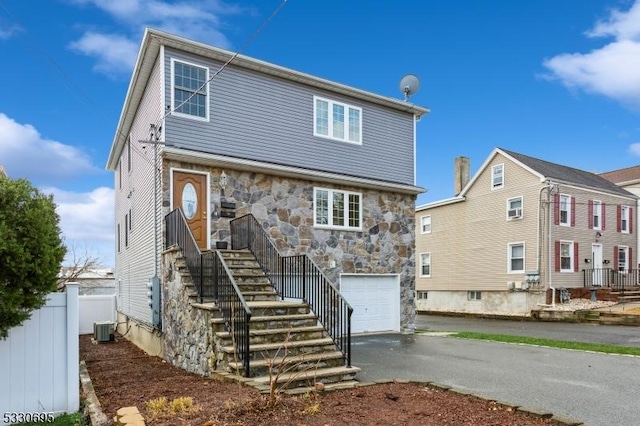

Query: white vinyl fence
[
  {"left": 79, "top": 294, "right": 116, "bottom": 335},
  {"left": 0, "top": 284, "right": 79, "bottom": 424}
]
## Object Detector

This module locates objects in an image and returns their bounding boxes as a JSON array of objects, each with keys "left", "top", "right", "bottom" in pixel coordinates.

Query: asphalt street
[{"left": 352, "top": 315, "right": 640, "bottom": 426}]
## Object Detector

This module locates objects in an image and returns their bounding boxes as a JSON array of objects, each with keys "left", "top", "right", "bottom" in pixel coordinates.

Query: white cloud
[
  {"left": 629, "top": 142, "right": 640, "bottom": 156},
  {"left": 69, "top": 32, "right": 138, "bottom": 74},
  {"left": 69, "top": 0, "right": 247, "bottom": 76},
  {"left": 43, "top": 186, "right": 115, "bottom": 267},
  {"left": 543, "top": 1, "right": 640, "bottom": 109},
  {"left": 0, "top": 113, "right": 99, "bottom": 184},
  {"left": 0, "top": 22, "right": 21, "bottom": 40}
]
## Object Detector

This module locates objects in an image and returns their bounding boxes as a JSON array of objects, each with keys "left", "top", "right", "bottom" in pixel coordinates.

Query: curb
[{"left": 79, "top": 361, "right": 110, "bottom": 426}]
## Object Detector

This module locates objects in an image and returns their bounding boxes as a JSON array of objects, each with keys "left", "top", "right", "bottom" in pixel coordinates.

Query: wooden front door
[{"left": 172, "top": 171, "right": 208, "bottom": 250}]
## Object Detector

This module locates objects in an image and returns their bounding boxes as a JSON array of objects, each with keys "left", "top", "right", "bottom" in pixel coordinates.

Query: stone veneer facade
[{"left": 163, "top": 159, "right": 418, "bottom": 333}]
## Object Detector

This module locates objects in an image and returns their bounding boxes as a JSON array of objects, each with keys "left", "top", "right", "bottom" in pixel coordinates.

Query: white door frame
[{"left": 592, "top": 243, "right": 603, "bottom": 286}]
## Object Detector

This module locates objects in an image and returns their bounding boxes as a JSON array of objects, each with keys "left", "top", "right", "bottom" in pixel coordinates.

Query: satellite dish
[{"left": 399, "top": 74, "right": 420, "bottom": 102}]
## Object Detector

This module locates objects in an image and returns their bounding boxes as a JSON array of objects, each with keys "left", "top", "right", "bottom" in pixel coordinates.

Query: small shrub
[
  {"left": 145, "top": 397, "right": 168, "bottom": 417},
  {"left": 169, "top": 396, "right": 195, "bottom": 413}
]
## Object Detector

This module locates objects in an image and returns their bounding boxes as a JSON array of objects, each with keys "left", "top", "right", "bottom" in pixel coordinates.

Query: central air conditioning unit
[
  {"left": 508, "top": 208, "right": 522, "bottom": 219},
  {"left": 514, "top": 281, "right": 523, "bottom": 290},
  {"left": 507, "top": 281, "right": 515, "bottom": 290},
  {"left": 94, "top": 321, "right": 114, "bottom": 343}
]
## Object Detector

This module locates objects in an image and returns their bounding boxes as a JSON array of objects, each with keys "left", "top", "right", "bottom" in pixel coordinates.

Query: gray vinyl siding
[
  {"left": 114, "top": 56, "right": 163, "bottom": 324},
  {"left": 163, "top": 48, "right": 415, "bottom": 186}
]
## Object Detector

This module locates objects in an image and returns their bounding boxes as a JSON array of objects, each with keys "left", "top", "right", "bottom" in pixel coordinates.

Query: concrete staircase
[
  {"left": 612, "top": 287, "right": 640, "bottom": 302},
  {"left": 211, "top": 249, "right": 359, "bottom": 393}
]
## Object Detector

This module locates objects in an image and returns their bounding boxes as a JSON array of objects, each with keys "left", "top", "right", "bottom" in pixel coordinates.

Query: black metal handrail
[
  {"left": 582, "top": 268, "right": 640, "bottom": 294},
  {"left": 165, "top": 209, "right": 252, "bottom": 376},
  {"left": 230, "top": 213, "right": 353, "bottom": 367}
]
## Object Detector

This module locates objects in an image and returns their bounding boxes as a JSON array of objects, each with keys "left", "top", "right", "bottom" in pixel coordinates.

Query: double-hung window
[
  {"left": 313, "top": 96, "right": 362, "bottom": 144},
  {"left": 491, "top": 164, "right": 504, "bottom": 189},
  {"left": 507, "top": 197, "right": 523, "bottom": 220},
  {"left": 592, "top": 200, "right": 602, "bottom": 230},
  {"left": 421, "top": 215, "right": 431, "bottom": 234},
  {"left": 314, "top": 188, "right": 361, "bottom": 230},
  {"left": 620, "top": 206, "right": 631, "bottom": 233},
  {"left": 420, "top": 253, "right": 431, "bottom": 277},
  {"left": 172, "top": 59, "right": 209, "bottom": 120},
  {"left": 559, "top": 194, "right": 571, "bottom": 226},
  {"left": 508, "top": 242, "right": 524, "bottom": 273},
  {"left": 617, "top": 246, "right": 629, "bottom": 272},
  {"left": 559, "top": 241, "right": 575, "bottom": 272}
]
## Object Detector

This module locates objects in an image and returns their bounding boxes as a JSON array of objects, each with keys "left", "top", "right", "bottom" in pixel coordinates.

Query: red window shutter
[
  {"left": 630, "top": 247, "right": 634, "bottom": 271},
  {"left": 602, "top": 203, "right": 606, "bottom": 231},
  {"left": 588, "top": 200, "right": 593, "bottom": 229},
  {"left": 617, "top": 205, "right": 622, "bottom": 232},
  {"left": 574, "top": 242, "right": 579, "bottom": 272},
  {"left": 555, "top": 241, "right": 561, "bottom": 272},
  {"left": 630, "top": 208, "right": 634, "bottom": 234},
  {"left": 554, "top": 193, "right": 560, "bottom": 225},
  {"left": 571, "top": 196, "right": 576, "bottom": 227},
  {"left": 614, "top": 246, "right": 619, "bottom": 270}
]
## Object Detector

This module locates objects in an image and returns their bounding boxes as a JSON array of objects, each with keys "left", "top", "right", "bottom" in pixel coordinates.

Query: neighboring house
[
  {"left": 600, "top": 166, "right": 640, "bottom": 264},
  {"left": 106, "top": 28, "right": 428, "bottom": 354},
  {"left": 415, "top": 148, "right": 637, "bottom": 315},
  {"left": 58, "top": 268, "right": 116, "bottom": 295}
]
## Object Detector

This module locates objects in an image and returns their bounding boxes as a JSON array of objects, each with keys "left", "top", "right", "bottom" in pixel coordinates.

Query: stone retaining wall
[{"left": 161, "top": 247, "right": 216, "bottom": 376}]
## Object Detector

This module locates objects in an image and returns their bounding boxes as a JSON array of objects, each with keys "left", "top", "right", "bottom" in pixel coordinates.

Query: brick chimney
[{"left": 454, "top": 156, "right": 470, "bottom": 196}]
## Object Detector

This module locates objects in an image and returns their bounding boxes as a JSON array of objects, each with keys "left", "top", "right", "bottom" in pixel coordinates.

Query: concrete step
[
  {"left": 236, "top": 282, "right": 276, "bottom": 292},
  {"left": 227, "top": 350, "right": 346, "bottom": 377},
  {"left": 216, "top": 325, "right": 327, "bottom": 345},
  {"left": 248, "top": 365, "right": 360, "bottom": 391},
  {"left": 210, "top": 313, "right": 318, "bottom": 331},
  {"left": 246, "top": 300, "right": 310, "bottom": 317},
  {"left": 284, "top": 380, "right": 360, "bottom": 395},
  {"left": 221, "top": 337, "right": 336, "bottom": 359}
]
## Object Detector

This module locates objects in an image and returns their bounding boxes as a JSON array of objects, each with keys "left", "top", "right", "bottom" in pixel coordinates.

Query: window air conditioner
[
  {"left": 94, "top": 321, "right": 114, "bottom": 343},
  {"left": 508, "top": 208, "right": 522, "bottom": 219}
]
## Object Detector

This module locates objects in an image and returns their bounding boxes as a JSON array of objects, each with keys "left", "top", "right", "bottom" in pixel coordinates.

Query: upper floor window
[
  {"left": 508, "top": 242, "right": 525, "bottom": 273},
  {"left": 313, "top": 96, "right": 362, "bottom": 144},
  {"left": 559, "top": 194, "right": 571, "bottom": 226},
  {"left": 421, "top": 215, "right": 431, "bottom": 234},
  {"left": 420, "top": 252, "right": 431, "bottom": 277},
  {"left": 172, "top": 59, "right": 209, "bottom": 120},
  {"left": 590, "top": 200, "right": 603, "bottom": 230},
  {"left": 491, "top": 164, "right": 504, "bottom": 189},
  {"left": 507, "top": 197, "right": 523, "bottom": 220},
  {"left": 314, "top": 187, "right": 362, "bottom": 230},
  {"left": 619, "top": 205, "right": 632, "bottom": 234}
]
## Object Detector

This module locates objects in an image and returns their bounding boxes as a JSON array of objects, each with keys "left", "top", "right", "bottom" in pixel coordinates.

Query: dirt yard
[{"left": 80, "top": 334, "right": 562, "bottom": 425}]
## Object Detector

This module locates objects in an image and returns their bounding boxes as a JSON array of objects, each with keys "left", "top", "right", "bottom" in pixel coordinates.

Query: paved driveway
[{"left": 352, "top": 320, "right": 640, "bottom": 426}]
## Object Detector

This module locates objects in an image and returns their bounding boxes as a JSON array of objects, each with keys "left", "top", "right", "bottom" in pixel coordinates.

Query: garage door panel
[{"left": 340, "top": 275, "right": 400, "bottom": 333}]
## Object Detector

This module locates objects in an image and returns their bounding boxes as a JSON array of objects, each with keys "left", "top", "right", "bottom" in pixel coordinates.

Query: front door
[
  {"left": 592, "top": 243, "right": 603, "bottom": 286},
  {"left": 172, "top": 171, "right": 208, "bottom": 250}
]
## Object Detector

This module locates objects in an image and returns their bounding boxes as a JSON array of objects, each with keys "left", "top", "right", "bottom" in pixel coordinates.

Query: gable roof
[
  {"left": 107, "top": 28, "right": 429, "bottom": 170},
  {"left": 599, "top": 165, "right": 640, "bottom": 185}
]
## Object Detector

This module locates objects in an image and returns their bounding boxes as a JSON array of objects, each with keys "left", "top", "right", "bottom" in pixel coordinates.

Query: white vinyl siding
[
  {"left": 171, "top": 58, "right": 209, "bottom": 121},
  {"left": 313, "top": 96, "right": 362, "bottom": 144},
  {"left": 313, "top": 187, "right": 362, "bottom": 230}
]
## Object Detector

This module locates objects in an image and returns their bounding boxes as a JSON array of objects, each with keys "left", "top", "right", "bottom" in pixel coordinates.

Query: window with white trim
[
  {"left": 507, "top": 197, "right": 523, "bottom": 220},
  {"left": 313, "top": 96, "right": 362, "bottom": 144},
  {"left": 593, "top": 200, "right": 602, "bottom": 230},
  {"left": 421, "top": 215, "right": 431, "bottom": 234},
  {"left": 560, "top": 241, "right": 574, "bottom": 272},
  {"left": 491, "top": 164, "right": 504, "bottom": 189},
  {"left": 508, "top": 242, "right": 525, "bottom": 273},
  {"left": 559, "top": 194, "right": 571, "bottom": 226},
  {"left": 313, "top": 188, "right": 361, "bottom": 230},
  {"left": 618, "top": 246, "right": 629, "bottom": 272},
  {"left": 416, "top": 291, "right": 428, "bottom": 300},
  {"left": 468, "top": 291, "right": 481, "bottom": 301},
  {"left": 621, "top": 206, "right": 630, "bottom": 233},
  {"left": 172, "top": 59, "right": 209, "bottom": 120},
  {"left": 420, "top": 252, "right": 431, "bottom": 277}
]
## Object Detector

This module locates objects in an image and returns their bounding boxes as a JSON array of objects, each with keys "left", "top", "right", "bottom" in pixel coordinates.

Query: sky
[{"left": 1, "top": 0, "right": 640, "bottom": 268}]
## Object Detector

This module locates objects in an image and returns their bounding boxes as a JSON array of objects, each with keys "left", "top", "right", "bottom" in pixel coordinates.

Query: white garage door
[{"left": 340, "top": 274, "right": 400, "bottom": 333}]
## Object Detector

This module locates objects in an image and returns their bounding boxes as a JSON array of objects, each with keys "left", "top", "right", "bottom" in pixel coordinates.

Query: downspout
[{"left": 547, "top": 181, "right": 557, "bottom": 307}]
